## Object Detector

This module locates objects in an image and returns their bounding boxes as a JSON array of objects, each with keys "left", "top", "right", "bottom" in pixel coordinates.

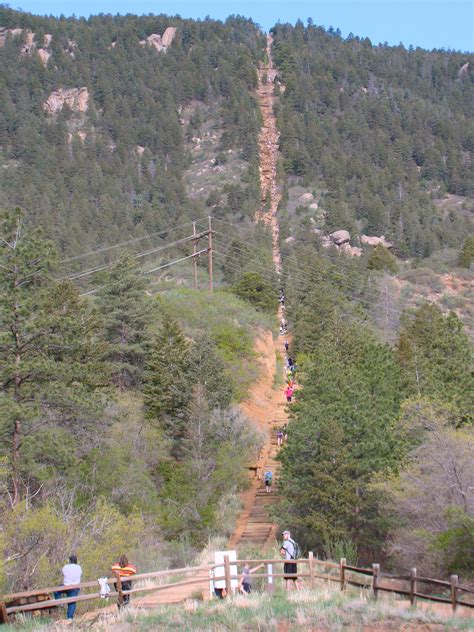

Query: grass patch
[{"left": 19, "top": 585, "right": 470, "bottom": 631}]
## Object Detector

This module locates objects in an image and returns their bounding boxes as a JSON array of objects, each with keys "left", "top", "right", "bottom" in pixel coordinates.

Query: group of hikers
[
  {"left": 216, "top": 530, "right": 300, "bottom": 597},
  {"left": 54, "top": 554, "right": 136, "bottom": 619}
]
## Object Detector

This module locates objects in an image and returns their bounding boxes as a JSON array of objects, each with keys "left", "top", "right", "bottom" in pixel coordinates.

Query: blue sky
[{"left": 10, "top": 0, "right": 474, "bottom": 52}]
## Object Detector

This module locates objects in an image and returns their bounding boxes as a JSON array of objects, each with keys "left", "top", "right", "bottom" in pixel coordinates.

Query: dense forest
[
  {"left": 272, "top": 21, "right": 473, "bottom": 258},
  {"left": 276, "top": 241, "right": 473, "bottom": 576},
  {"left": 0, "top": 7, "right": 264, "bottom": 258}
]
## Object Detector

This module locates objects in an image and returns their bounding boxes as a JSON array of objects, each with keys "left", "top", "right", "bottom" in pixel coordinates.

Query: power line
[
  {"left": 60, "top": 217, "right": 210, "bottom": 264},
  {"left": 65, "top": 230, "right": 209, "bottom": 281}
]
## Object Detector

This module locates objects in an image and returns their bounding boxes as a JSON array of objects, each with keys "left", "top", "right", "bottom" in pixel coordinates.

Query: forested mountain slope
[
  {"left": 0, "top": 7, "right": 264, "bottom": 255},
  {"left": 272, "top": 21, "right": 473, "bottom": 258}
]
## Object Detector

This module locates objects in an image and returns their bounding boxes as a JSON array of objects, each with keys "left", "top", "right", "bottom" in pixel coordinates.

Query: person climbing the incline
[
  {"left": 264, "top": 470, "right": 273, "bottom": 493},
  {"left": 284, "top": 385, "right": 294, "bottom": 403}
]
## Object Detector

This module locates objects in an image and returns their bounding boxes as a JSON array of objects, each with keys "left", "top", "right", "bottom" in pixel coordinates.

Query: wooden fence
[{"left": 1, "top": 555, "right": 473, "bottom": 623}]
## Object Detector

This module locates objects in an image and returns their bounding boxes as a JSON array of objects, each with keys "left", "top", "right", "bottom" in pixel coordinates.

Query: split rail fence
[{"left": 1, "top": 555, "right": 473, "bottom": 623}]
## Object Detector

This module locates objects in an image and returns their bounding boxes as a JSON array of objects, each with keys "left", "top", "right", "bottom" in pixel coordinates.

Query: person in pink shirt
[{"left": 284, "top": 385, "right": 294, "bottom": 402}]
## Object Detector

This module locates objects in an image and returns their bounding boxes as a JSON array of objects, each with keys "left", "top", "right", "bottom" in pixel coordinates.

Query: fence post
[
  {"left": 372, "top": 564, "right": 380, "bottom": 600},
  {"left": 450, "top": 575, "right": 459, "bottom": 613},
  {"left": 267, "top": 563, "right": 274, "bottom": 593},
  {"left": 0, "top": 601, "right": 8, "bottom": 624},
  {"left": 340, "top": 558, "right": 346, "bottom": 591},
  {"left": 223, "top": 555, "right": 231, "bottom": 596},
  {"left": 114, "top": 571, "right": 124, "bottom": 607},
  {"left": 409, "top": 568, "right": 417, "bottom": 606},
  {"left": 308, "top": 552, "right": 315, "bottom": 589}
]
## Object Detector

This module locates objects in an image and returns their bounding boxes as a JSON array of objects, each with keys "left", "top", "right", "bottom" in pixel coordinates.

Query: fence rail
[{"left": 1, "top": 556, "right": 473, "bottom": 623}]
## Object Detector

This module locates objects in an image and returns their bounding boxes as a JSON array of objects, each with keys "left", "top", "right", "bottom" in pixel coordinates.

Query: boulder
[
  {"left": 44, "top": 33, "right": 52, "bottom": 46},
  {"left": 136, "top": 145, "right": 145, "bottom": 156},
  {"left": 43, "top": 87, "right": 90, "bottom": 115},
  {"left": 360, "top": 235, "right": 393, "bottom": 248},
  {"left": 162, "top": 27, "right": 177, "bottom": 48},
  {"left": 285, "top": 236, "right": 295, "bottom": 244},
  {"left": 309, "top": 202, "right": 319, "bottom": 210},
  {"left": 321, "top": 236, "right": 332, "bottom": 248},
  {"left": 329, "top": 230, "right": 351, "bottom": 246},
  {"left": 298, "top": 192, "right": 314, "bottom": 203},
  {"left": 340, "top": 243, "right": 363, "bottom": 257},
  {"left": 140, "top": 33, "right": 165, "bottom": 52}
]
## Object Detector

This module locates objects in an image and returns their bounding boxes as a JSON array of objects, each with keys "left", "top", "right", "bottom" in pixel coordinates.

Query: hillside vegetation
[
  {"left": 0, "top": 7, "right": 264, "bottom": 257},
  {"left": 272, "top": 21, "right": 473, "bottom": 258}
]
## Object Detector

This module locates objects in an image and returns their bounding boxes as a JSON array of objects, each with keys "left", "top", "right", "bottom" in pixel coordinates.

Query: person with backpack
[
  {"left": 264, "top": 470, "right": 273, "bottom": 493},
  {"left": 284, "top": 385, "right": 294, "bottom": 402},
  {"left": 280, "top": 530, "right": 300, "bottom": 590}
]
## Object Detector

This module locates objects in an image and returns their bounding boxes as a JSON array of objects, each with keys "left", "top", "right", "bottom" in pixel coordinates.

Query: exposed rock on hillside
[
  {"left": 0, "top": 27, "right": 24, "bottom": 46},
  {"left": 43, "top": 87, "right": 90, "bottom": 115},
  {"left": 140, "top": 27, "right": 176, "bottom": 52},
  {"left": 330, "top": 229, "right": 351, "bottom": 245},
  {"left": 37, "top": 48, "right": 51, "bottom": 65},
  {"left": 361, "top": 235, "right": 393, "bottom": 248},
  {"left": 162, "top": 27, "right": 177, "bottom": 47},
  {"left": 299, "top": 192, "right": 314, "bottom": 203}
]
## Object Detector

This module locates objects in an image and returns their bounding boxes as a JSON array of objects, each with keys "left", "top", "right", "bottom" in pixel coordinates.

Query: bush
[
  {"left": 367, "top": 245, "right": 398, "bottom": 273},
  {"left": 232, "top": 272, "right": 277, "bottom": 313}
]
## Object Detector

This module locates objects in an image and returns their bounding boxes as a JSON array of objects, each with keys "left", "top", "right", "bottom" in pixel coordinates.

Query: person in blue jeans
[{"left": 54, "top": 555, "right": 82, "bottom": 619}]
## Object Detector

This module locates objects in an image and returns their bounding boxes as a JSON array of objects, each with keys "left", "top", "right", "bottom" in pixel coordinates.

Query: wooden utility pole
[
  {"left": 208, "top": 216, "right": 213, "bottom": 293},
  {"left": 192, "top": 222, "right": 198, "bottom": 290}
]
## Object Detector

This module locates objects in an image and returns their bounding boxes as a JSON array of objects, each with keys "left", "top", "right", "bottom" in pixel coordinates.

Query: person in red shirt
[{"left": 111, "top": 555, "right": 136, "bottom": 607}]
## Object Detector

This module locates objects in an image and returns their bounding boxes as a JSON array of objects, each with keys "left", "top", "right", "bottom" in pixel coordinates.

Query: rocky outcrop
[
  {"left": 458, "top": 62, "right": 469, "bottom": 79},
  {"left": 330, "top": 230, "right": 351, "bottom": 246},
  {"left": 37, "top": 48, "right": 51, "bottom": 66},
  {"left": 140, "top": 28, "right": 176, "bottom": 52},
  {"left": 1, "top": 28, "right": 53, "bottom": 65},
  {"left": 340, "top": 243, "right": 362, "bottom": 257},
  {"left": 299, "top": 192, "right": 314, "bottom": 204},
  {"left": 43, "top": 87, "right": 90, "bottom": 115},
  {"left": 162, "top": 27, "right": 177, "bottom": 47},
  {"left": 0, "top": 27, "right": 24, "bottom": 47},
  {"left": 360, "top": 235, "right": 393, "bottom": 248}
]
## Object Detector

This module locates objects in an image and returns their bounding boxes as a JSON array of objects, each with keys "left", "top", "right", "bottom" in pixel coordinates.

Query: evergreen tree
[
  {"left": 0, "top": 210, "right": 108, "bottom": 504},
  {"left": 95, "top": 256, "right": 152, "bottom": 389},
  {"left": 397, "top": 305, "right": 473, "bottom": 423},
  {"left": 143, "top": 314, "right": 192, "bottom": 452}
]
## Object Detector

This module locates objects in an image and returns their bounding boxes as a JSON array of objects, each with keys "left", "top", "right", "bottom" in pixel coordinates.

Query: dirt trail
[{"left": 228, "top": 34, "right": 288, "bottom": 550}]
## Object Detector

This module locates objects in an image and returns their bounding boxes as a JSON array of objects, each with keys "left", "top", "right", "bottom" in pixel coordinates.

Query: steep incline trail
[{"left": 228, "top": 34, "right": 288, "bottom": 550}]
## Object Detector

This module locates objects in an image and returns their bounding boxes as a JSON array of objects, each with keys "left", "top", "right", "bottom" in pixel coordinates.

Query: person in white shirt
[
  {"left": 280, "top": 531, "right": 300, "bottom": 590},
  {"left": 54, "top": 555, "right": 82, "bottom": 619}
]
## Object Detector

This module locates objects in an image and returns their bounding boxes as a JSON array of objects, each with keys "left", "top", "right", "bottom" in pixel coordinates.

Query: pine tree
[
  {"left": 142, "top": 314, "right": 192, "bottom": 451},
  {"left": 0, "top": 210, "right": 108, "bottom": 504},
  {"left": 95, "top": 256, "right": 152, "bottom": 389},
  {"left": 397, "top": 304, "right": 473, "bottom": 423}
]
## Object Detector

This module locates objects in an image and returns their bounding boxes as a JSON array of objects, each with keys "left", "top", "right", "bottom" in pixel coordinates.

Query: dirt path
[{"left": 227, "top": 34, "right": 288, "bottom": 550}]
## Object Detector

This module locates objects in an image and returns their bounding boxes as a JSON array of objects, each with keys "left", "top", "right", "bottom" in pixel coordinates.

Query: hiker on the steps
[
  {"left": 280, "top": 530, "right": 300, "bottom": 590},
  {"left": 284, "top": 340, "right": 289, "bottom": 352},
  {"left": 277, "top": 429, "right": 283, "bottom": 447},
  {"left": 111, "top": 555, "right": 136, "bottom": 608},
  {"left": 282, "top": 423, "right": 288, "bottom": 442},
  {"left": 238, "top": 563, "right": 264, "bottom": 595},
  {"left": 284, "top": 385, "right": 294, "bottom": 403},
  {"left": 264, "top": 470, "right": 273, "bottom": 493}
]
